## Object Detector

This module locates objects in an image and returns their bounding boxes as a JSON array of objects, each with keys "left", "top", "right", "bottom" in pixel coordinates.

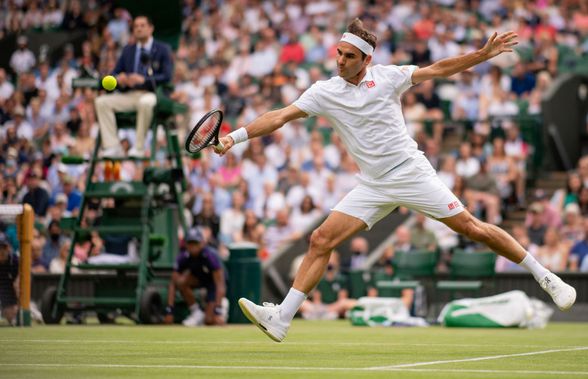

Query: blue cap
[{"left": 185, "top": 228, "right": 204, "bottom": 243}]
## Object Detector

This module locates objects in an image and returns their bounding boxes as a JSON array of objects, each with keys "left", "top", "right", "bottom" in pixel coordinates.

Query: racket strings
[{"left": 189, "top": 114, "right": 221, "bottom": 150}]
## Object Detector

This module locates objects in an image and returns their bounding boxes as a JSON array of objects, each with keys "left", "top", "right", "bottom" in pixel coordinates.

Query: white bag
[
  {"left": 349, "top": 297, "right": 428, "bottom": 327},
  {"left": 438, "top": 290, "right": 553, "bottom": 329}
]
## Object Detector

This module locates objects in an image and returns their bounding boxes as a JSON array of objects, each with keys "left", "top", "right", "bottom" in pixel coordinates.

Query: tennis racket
[{"left": 185, "top": 109, "right": 225, "bottom": 154}]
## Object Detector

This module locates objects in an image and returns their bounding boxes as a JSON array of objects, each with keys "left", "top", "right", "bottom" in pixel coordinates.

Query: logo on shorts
[
  {"left": 366, "top": 81, "right": 376, "bottom": 88},
  {"left": 448, "top": 201, "right": 461, "bottom": 210}
]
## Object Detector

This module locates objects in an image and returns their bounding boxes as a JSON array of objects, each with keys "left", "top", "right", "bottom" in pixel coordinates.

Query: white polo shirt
[{"left": 293, "top": 64, "right": 419, "bottom": 179}]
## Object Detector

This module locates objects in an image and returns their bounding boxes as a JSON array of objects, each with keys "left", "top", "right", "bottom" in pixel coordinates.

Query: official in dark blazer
[{"left": 95, "top": 15, "right": 173, "bottom": 158}]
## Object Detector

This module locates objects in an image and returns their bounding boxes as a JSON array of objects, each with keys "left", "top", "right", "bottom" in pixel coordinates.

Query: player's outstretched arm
[
  {"left": 215, "top": 104, "right": 307, "bottom": 156},
  {"left": 411, "top": 31, "right": 518, "bottom": 85}
]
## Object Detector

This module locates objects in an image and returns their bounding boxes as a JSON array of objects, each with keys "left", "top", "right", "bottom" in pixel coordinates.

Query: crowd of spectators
[{"left": 0, "top": 0, "right": 587, "bottom": 277}]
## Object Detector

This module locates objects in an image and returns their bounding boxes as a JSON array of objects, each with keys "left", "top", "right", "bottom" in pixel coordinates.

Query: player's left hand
[{"left": 481, "top": 31, "right": 518, "bottom": 59}]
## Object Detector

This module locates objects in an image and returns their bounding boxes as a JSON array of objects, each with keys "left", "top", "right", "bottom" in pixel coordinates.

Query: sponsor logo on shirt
[
  {"left": 448, "top": 201, "right": 461, "bottom": 210},
  {"left": 366, "top": 81, "right": 376, "bottom": 88}
]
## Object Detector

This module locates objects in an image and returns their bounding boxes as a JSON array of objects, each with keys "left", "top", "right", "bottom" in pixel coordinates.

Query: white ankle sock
[
  {"left": 518, "top": 252, "right": 550, "bottom": 281},
  {"left": 280, "top": 288, "right": 307, "bottom": 322}
]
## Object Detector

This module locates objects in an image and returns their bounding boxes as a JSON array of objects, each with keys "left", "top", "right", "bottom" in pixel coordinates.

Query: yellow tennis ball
[{"left": 102, "top": 75, "right": 117, "bottom": 91}]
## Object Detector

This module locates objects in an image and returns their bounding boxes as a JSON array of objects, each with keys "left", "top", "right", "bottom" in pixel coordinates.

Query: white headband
[{"left": 340, "top": 32, "right": 374, "bottom": 56}]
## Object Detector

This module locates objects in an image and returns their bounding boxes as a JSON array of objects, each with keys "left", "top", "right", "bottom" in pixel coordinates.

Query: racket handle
[{"left": 214, "top": 140, "right": 224, "bottom": 151}]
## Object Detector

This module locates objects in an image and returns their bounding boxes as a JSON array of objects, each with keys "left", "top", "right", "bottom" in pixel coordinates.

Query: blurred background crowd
[{"left": 0, "top": 0, "right": 587, "bottom": 276}]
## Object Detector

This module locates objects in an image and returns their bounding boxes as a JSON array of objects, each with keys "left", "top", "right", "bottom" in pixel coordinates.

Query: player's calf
[{"left": 440, "top": 211, "right": 576, "bottom": 311}]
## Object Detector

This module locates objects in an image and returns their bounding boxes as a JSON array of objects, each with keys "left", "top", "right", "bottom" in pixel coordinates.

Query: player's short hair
[{"left": 346, "top": 18, "right": 377, "bottom": 57}]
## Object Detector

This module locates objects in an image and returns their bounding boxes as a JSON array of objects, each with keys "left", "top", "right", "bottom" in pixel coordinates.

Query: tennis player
[{"left": 215, "top": 19, "right": 576, "bottom": 342}]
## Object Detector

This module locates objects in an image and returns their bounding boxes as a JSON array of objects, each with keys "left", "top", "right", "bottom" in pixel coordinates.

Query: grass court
[{"left": 1, "top": 320, "right": 588, "bottom": 378}]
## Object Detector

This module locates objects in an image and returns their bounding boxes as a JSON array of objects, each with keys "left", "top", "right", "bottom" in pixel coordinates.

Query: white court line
[
  {"left": 1, "top": 363, "right": 588, "bottom": 376},
  {"left": 370, "top": 346, "right": 588, "bottom": 369},
  {"left": 399, "top": 369, "right": 588, "bottom": 376},
  {"left": 0, "top": 339, "right": 585, "bottom": 349}
]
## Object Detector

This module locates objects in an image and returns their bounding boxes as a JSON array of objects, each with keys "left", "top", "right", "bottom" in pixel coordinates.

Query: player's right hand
[{"left": 214, "top": 136, "right": 234, "bottom": 156}]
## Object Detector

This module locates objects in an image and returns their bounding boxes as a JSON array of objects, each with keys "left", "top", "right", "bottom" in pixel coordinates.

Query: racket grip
[{"left": 213, "top": 140, "right": 224, "bottom": 152}]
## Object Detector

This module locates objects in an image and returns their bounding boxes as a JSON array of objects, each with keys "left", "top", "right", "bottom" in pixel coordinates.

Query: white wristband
[{"left": 227, "top": 128, "right": 248, "bottom": 145}]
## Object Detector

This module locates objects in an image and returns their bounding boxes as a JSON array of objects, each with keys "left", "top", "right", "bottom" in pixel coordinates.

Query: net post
[{"left": 17, "top": 204, "right": 33, "bottom": 327}]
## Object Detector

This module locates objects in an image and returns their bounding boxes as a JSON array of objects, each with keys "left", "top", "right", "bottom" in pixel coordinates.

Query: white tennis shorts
[{"left": 333, "top": 154, "right": 464, "bottom": 229}]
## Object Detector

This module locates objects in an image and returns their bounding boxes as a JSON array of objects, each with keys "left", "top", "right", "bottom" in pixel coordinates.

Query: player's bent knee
[{"left": 309, "top": 228, "right": 335, "bottom": 255}]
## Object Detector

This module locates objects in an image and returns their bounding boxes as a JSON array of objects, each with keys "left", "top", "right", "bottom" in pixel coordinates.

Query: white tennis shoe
[
  {"left": 539, "top": 273, "right": 576, "bottom": 311},
  {"left": 182, "top": 306, "right": 205, "bottom": 327},
  {"left": 238, "top": 298, "right": 289, "bottom": 342}
]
